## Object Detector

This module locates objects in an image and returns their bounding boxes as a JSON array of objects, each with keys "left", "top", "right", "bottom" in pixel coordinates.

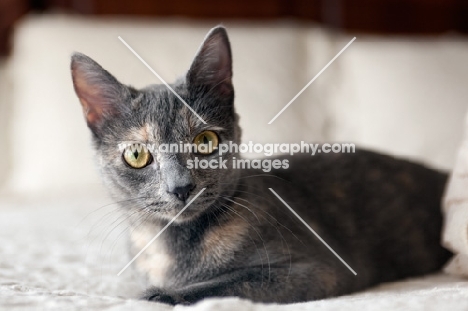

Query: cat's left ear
[
  {"left": 187, "top": 26, "right": 233, "bottom": 96},
  {"left": 71, "top": 53, "right": 130, "bottom": 135}
]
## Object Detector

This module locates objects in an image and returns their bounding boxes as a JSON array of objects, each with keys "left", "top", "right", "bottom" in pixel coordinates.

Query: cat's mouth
[
  {"left": 145, "top": 201, "right": 166, "bottom": 210},
  {"left": 144, "top": 195, "right": 214, "bottom": 222}
]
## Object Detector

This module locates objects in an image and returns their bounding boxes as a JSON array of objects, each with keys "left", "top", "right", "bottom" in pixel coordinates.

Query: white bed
[
  {"left": 1, "top": 193, "right": 467, "bottom": 311},
  {"left": 1, "top": 14, "right": 467, "bottom": 310}
]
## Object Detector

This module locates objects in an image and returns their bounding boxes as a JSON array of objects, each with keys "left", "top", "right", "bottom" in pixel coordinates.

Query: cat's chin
[
  {"left": 151, "top": 211, "right": 203, "bottom": 224},
  {"left": 146, "top": 202, "right": 209, "bottom": 224}
]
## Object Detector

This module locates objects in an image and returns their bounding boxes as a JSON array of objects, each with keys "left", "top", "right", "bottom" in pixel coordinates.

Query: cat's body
[
  {"left": 132, "top": 152, "right": 450, "bottom": 304},
  {"left": 71, "top": 26, "right": 450, "bottom": 305}
]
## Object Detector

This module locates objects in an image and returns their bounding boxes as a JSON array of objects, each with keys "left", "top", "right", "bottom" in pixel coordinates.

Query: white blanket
[
  {"left": 2, "top": 14, "right": 468, "bottom": 310},
  {"left": 1, "top": 193, "right": 467, "bottom": 310},
  {"left": 443, "top": 113, "right": 468, "bottom": 276}
]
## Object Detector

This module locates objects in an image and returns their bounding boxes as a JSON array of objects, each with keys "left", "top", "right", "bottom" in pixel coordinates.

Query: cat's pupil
[
  {"left": 133, "top": 150, "right": 139, "bottom": 159},
  {"left": 203, "top": 135, "right": 209, "bottom": 145}
]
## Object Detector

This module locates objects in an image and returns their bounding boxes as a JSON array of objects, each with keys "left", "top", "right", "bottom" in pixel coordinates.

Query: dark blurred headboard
[{"left": 1, "top": 0, "right": 467, "bottom": 56}]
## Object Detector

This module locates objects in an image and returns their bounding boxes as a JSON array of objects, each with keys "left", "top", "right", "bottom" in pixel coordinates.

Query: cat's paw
[{"left": 141, "top": 287, "right": 189, "bottom": 305}]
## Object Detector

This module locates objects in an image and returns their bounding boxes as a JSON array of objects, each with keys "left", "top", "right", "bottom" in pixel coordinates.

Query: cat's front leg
[
  {"left": 141, "top": 287, "right": 189, "bottom": 305},
  {"left": 141, "top": 266, "right": 345, "bottom": 305},
  {"left": 141, "top": 279, "right": 251, "bottom": 305}
]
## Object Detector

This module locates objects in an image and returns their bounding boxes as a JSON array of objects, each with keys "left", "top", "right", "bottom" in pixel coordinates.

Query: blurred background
[
  {"left": 0, "top": 1, "right": 468, "bottom": 308},
  {"left": 0, "top": 0, "right": 467, "bottom": 198}
]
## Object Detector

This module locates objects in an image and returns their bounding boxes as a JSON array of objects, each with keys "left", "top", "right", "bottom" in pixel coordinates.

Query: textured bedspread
[{"left": 1, "top": 193, "right": 467, "bottom": 310}]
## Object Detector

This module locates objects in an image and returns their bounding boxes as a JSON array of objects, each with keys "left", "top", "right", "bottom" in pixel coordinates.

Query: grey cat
[{"left": 71, "top": 26, "right": 451, "bottom": 305}]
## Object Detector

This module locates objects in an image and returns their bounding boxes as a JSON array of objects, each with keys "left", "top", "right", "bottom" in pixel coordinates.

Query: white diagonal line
[
  {"left": 268, "top": 37, "right": 356, "bottom": 124},
  {"left": 117, "top": 188, "right": 206, "bottom": 276},
  {"left": 268, "top": 188, "right": 357, "bottom": 275},
  {"left": 118, "top": 36, "right": 207, "bottom": 125}
]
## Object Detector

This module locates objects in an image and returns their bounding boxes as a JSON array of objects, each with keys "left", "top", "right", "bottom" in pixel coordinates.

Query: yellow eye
[
  {"left": 123, "top": 144, "right": 152, "bottom": 168},
  {"left": 193, "top": 131, "right": 219, "bottom": 155}
]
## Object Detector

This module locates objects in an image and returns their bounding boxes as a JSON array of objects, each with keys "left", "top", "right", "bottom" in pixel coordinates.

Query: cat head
[{"left": 71, "top": 26, "right": 242, "bottom": 222}]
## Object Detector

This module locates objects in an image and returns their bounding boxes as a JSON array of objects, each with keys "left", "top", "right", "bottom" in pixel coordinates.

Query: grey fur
[{"left": 72, "top": 26, "right": 451, "bottom": 305}]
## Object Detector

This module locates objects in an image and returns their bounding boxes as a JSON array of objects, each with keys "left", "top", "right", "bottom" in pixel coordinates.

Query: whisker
[
  {"left": 235, "top": 195, "right": 306, "bottom": 249},
  {"left": 222, "top": 196, "right": 293, "bottom": 280},
  {"left": 222, "top": 197, "right": 261, "bottom": 224},
  {"left": 75, "top": 196, "right": 149, "bottom": 228},
  {"left": 218, "top": 201, "right": 271, "bottom": 283},
  {"left": 106, "top": 207, "right": 153, "bottom": 264},
  {"left": 98, "top": 208, "right": 143, "bottom": 276}
]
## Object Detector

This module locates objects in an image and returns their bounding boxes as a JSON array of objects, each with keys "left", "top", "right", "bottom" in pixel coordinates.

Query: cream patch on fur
[
  {"left": 130, "top": 224, "right": 172, "bottom": 287},
  {"left": 203, "top": 215, "right": 248, "bottom": 266},
  {"left": 128, "top": 123, "right": 156, "bottom": 142}
]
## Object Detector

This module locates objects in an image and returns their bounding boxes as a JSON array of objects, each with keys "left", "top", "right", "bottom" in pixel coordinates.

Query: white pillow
[
  {"left": 0, "top": 60, "right": 12, "bottom": 189},
  {"left": 443, "top": 112, "right": 468, "bottom": 276},
  {"left": 6, "top": 15, "right": 325, "bottom": 195},
  {"left": 315, "top": 36, "right": 468, "bottom": 170}
]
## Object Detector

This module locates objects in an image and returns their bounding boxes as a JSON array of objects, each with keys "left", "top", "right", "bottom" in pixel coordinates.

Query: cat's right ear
[
  {"left": 71, "top": 53, "right": 128, "bottom": 135},
  {"left": 186, "top": 26, "right": 233, "bottom": 97}
]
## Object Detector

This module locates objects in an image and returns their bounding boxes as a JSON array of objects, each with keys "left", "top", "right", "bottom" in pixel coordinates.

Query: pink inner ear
[
  {"left": 72, "top": 67, "right": 113, "bottom": 128},
  {"left": 78, "top": 97, "right": 103, "bottom": 127},
  {"left": 188, "top": 27, "right": 233, "bottom": 94},
  {"left": 204, "top": 35, "right": 232, "bottom": 84}
]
